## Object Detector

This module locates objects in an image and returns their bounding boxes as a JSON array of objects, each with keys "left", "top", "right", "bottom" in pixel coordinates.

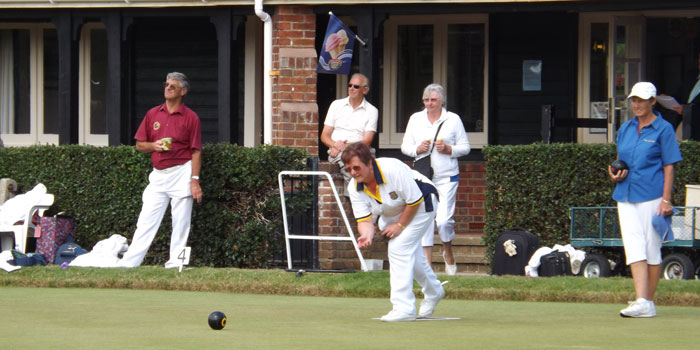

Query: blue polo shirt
[{"left": 613, "top": 112, "right": 682, "bottom": 203}]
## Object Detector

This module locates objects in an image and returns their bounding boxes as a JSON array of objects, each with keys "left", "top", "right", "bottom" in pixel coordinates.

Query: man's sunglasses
[
  {"left": 347, "top": 84, "right": 365, "bottom": 89},
  {"left": 163, "top": 82, "right": 182, "bottom": 89}
]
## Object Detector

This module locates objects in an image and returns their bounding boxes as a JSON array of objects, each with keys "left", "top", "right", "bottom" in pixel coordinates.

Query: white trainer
[
  {"left": 419, "top": 287, "right": 446, "bottom": 318},
  {"left": 380, "top": 310, "right": 416, "bottom": 322},
  {"left": 443, "top": 251, "right": 457, "bottom": 276},
  {"left": 620, "top": 299, "right": 656, "bottom": 318}
]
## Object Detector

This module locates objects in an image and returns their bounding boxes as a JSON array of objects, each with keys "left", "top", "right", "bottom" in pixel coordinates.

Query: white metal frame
[{"left": 278, "top": 170, "right": 368, "bottom": 272}]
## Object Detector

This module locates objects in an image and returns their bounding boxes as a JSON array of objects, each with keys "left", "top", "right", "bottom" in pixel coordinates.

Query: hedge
[
  {"left": 482, "top": 141, "right": 700, "bottom": 263},
  {"left": 0, "top": 144, "right": 308, "bottom": 267}
]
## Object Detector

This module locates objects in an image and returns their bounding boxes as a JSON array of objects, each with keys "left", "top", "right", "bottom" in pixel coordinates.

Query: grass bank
[{"left": 1, "top": 265, "right": 699, "bottom": 306}]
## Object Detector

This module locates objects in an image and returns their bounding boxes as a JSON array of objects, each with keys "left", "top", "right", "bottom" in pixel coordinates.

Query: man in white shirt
[{"left": 321, "top": 73, "right": 378, "bottom": 194}]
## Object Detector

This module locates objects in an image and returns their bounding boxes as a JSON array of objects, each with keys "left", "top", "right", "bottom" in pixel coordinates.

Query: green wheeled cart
[{"left": 570, "top": 206, "right": 700, "bottom": 280}]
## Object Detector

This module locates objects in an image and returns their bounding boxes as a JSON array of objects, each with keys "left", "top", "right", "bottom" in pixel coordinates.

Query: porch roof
[{"left": 0, "top": 0, "right": 580, "bottom": 9}]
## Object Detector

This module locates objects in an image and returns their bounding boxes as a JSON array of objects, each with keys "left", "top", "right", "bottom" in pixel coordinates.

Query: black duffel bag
[{"left": 538, "top": 251, "right": 573, "bottom": 277}]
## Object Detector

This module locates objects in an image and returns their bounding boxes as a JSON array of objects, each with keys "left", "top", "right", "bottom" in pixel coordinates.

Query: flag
[{"left": 317, "top": 14, "right": 355, "bottom": 75}]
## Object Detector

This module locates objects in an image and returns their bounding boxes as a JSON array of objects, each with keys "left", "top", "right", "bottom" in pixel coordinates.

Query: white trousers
[
  {"left": 118, "top": 162, "right": 193, "bottom": 268},
  {"left": 388, "top": 209, "right": 444, "bottom": 315},
  {"left": 617, "top": 198, "right": 663, "bottom": 265},
  {"left": 422, "top": 180, "right": 458, "bottom": 246}
]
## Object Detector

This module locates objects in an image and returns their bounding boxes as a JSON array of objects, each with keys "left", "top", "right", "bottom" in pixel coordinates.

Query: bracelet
[
  {"left": 662, "top": 199, "right": 671, "bottom": 204},
  {"left": 396, "top": 222, "right": 406, "bottom": 229}
]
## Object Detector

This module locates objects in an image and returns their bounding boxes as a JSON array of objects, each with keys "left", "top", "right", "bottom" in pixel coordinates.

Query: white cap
[{"left": 627, "top": 82, "right": 657, "bottom": 100}]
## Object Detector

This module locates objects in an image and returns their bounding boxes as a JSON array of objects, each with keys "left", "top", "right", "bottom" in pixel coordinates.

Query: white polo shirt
[
  {"left": 348, "top": 158, "right": 429, "bottom": 230},
  {"left": 324, "top": 97, "right": 378, "bottom": 143}
]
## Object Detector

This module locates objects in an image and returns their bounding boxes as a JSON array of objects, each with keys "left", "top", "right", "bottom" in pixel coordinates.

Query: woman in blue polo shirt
[
  {"left": 341, "top": 142, "right": 445, "bottom": 322},
  {"left": 608, "top": 82, "right": 682, "bottom": 318}
]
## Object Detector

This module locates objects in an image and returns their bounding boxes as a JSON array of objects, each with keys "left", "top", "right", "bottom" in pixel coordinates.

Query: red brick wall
[
  {"left": 456, "top": 161, "right": 486, "bottom": 233},
  {"left": 272, "top": 6, "right": 319, "bottom": 156}
]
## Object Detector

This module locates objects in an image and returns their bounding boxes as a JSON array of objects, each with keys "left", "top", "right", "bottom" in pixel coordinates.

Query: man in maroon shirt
[{"left": 118, "top": 72, "right": 202, "bottom": 268}]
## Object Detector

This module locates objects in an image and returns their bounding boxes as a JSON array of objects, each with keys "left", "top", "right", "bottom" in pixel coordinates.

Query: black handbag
[
  {"left": 413, "top": 156, "right": 433, "bottom": 179},
  {"left": 413, "top": 121, "right": 444, "bottom": 179}
]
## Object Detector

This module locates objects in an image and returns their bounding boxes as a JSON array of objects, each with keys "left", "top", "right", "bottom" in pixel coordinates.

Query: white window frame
[
  {"left": 0, "top": 23, "right": 58, "bottom": 146},
  {"left": 79, "top": 23, "right": 108, "bottom": 146},
  {"left": 243, "top": 15, "right": 263, "bottom": 147},
  {"left": 381, "top": 14, "right": 489, "bottom": 149}
]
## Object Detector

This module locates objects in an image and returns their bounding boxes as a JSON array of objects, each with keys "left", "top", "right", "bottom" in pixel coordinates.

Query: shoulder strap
[{"left": 428, "top": 121, "right": 445, "bottom": 154}]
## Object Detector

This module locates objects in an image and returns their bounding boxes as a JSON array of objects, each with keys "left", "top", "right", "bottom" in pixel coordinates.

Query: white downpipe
[{"left": 255, "top": 0, "right": 272, "bottom": 145}]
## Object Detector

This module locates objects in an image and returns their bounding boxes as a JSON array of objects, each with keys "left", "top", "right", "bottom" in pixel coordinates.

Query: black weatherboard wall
[
  {"left": 128, "top": 18, "right": 219, "bottom": 143},
  {"left": 490, "top": 12, "right": 578, "bottom": 145}
]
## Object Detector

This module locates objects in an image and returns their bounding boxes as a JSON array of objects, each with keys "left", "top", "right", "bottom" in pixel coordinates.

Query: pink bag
[{"left": 35, "top": 215, "right": 76, "bottom": 264}]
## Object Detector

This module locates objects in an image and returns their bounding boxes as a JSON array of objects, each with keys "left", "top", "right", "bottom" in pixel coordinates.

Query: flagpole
[{"left": 328, "top": 11, "right": 366, "bottom": 47}]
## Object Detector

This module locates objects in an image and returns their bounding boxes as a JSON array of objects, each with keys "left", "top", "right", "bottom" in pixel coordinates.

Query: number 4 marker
[{"left": 178, "top": 247, "right": 191, "bottom": 272}]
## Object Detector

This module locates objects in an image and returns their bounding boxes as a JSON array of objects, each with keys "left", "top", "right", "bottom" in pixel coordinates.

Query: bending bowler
[{"left": 342, "top": 142, "right": 444, "bottom": 322}]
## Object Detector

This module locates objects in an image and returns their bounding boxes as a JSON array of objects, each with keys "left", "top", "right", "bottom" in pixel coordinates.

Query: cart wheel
[
  {"left": 661, "top": 254, "right": 695, "bottom": 280},
  {"left": 694, "top": 259, "right": 700, "bottom": 280},
  {"left": 579, "top": 254, "right": 611, "bottom": 278}
]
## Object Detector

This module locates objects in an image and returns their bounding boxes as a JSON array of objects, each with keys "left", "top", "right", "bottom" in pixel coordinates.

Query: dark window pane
[
  {"left": 90, "top": 28, "right": 107, "bottom": 134},
  {"left": 614, "top": 25, "right": 626, "bottom": 97},
  {"left": 0, "top": 29, "right": 30, "bottom": 134},
  {"left": 43, "top": 28, "right": 58, "bottom": 134},
  {"left": 396, "top": 25, "right": 433, "bottom": 133},
  {"left": 447, "top": 23, "right": 485, "bottom": 132},
  {"left": 589, "top": 23, "right": 609, "bottom": 102}
]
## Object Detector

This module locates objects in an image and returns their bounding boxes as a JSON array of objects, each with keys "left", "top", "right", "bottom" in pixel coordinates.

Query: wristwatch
[{"left": 191, "top": 176, "right": 200, "bottom": 180}]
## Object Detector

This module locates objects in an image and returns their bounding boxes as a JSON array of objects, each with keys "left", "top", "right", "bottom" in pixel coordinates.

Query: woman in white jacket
[{"left": 401, "top": 83, "right": 470, "bottom": 275}]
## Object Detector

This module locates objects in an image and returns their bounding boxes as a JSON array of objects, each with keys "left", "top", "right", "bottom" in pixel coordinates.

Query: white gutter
[{"left": 255, "top": 0, "right": 272, "bottom": 145}]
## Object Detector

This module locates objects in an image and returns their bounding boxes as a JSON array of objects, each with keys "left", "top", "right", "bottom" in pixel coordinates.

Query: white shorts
[{"left": 617, "top": 198, "right": 663, "bottom": 265}]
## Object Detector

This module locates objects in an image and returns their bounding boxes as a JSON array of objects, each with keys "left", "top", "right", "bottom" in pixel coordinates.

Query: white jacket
[{"left": 401, "top": 108, "right": 470, "bottom": 181}]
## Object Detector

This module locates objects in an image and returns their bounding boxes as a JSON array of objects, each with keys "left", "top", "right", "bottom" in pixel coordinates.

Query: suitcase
[
  {"left": 492, "top": 228, "right": 540, "bottom": 276},
  {"left": 538, "top": 251, "right": 573, "bottom": 277}
]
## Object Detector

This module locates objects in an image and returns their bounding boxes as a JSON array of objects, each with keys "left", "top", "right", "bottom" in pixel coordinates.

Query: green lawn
[
  {"left": 2, "top": 266, "right": 699, "bottom": 306},
  {"left": 2, "top": 286, "right": 699, "bottom": 350}
]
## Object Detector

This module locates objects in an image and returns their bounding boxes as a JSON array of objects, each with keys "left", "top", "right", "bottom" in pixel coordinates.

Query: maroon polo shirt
[{"left": 134, "top": 102, "right": 202, "bottom": 170}]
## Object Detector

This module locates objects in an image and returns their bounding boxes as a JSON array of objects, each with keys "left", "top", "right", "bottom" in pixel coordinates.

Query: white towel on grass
[{"left": 70, "top": 234, "right": 129, "bottom": 268}]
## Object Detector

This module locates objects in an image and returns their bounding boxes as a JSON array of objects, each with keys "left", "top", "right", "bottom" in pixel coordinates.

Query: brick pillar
[
  {"left": 271, "top": 6, "right": 319, "bottom": 157},
  {"left": 456, "top": 161, "right": 486, "bottom": 232}
]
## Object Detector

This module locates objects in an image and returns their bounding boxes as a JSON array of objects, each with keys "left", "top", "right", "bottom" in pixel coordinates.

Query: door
[{"left": 578, "top": 14, "right": 645, "bottom": 143}]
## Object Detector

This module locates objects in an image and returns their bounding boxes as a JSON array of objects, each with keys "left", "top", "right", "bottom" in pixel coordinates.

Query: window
[
  {"left": 0, "top": 24, "right": 58, "bottom": 145},
  {"left": 0, "top": 23, "right": 107, "bottom": 146},
  {"left": 381, "top": 15, "right": 489, "bottom": 148},
  {"left": 79, "top": 23, "right": 108, "bottom": 145}
]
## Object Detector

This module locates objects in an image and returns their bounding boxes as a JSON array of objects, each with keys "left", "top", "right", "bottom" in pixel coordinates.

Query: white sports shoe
[
  {"left": 443, "top": 251, "right": 457, "bottom": 276},
  {"left": 380, "top": 310, "right": 416, "bottom": 322},
  {"left": 419, "top": 287, "right": 446, "bottom": 318},
  {"left": 620, "top": 299, "right": 656, "bottom": 318}
]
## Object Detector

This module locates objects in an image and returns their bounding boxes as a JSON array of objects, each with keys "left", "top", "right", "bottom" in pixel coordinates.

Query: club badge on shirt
[
  {"left": 153, "top": 121, "right": 161, "bottom": 130},
  {"left": 389, "top": 191, "right": 398, "bottom": 200}
]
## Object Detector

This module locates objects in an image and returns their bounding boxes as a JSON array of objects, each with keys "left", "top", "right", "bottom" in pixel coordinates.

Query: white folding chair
[{"left": 0, "top": 193, "right": 54, "bottom": 253}]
